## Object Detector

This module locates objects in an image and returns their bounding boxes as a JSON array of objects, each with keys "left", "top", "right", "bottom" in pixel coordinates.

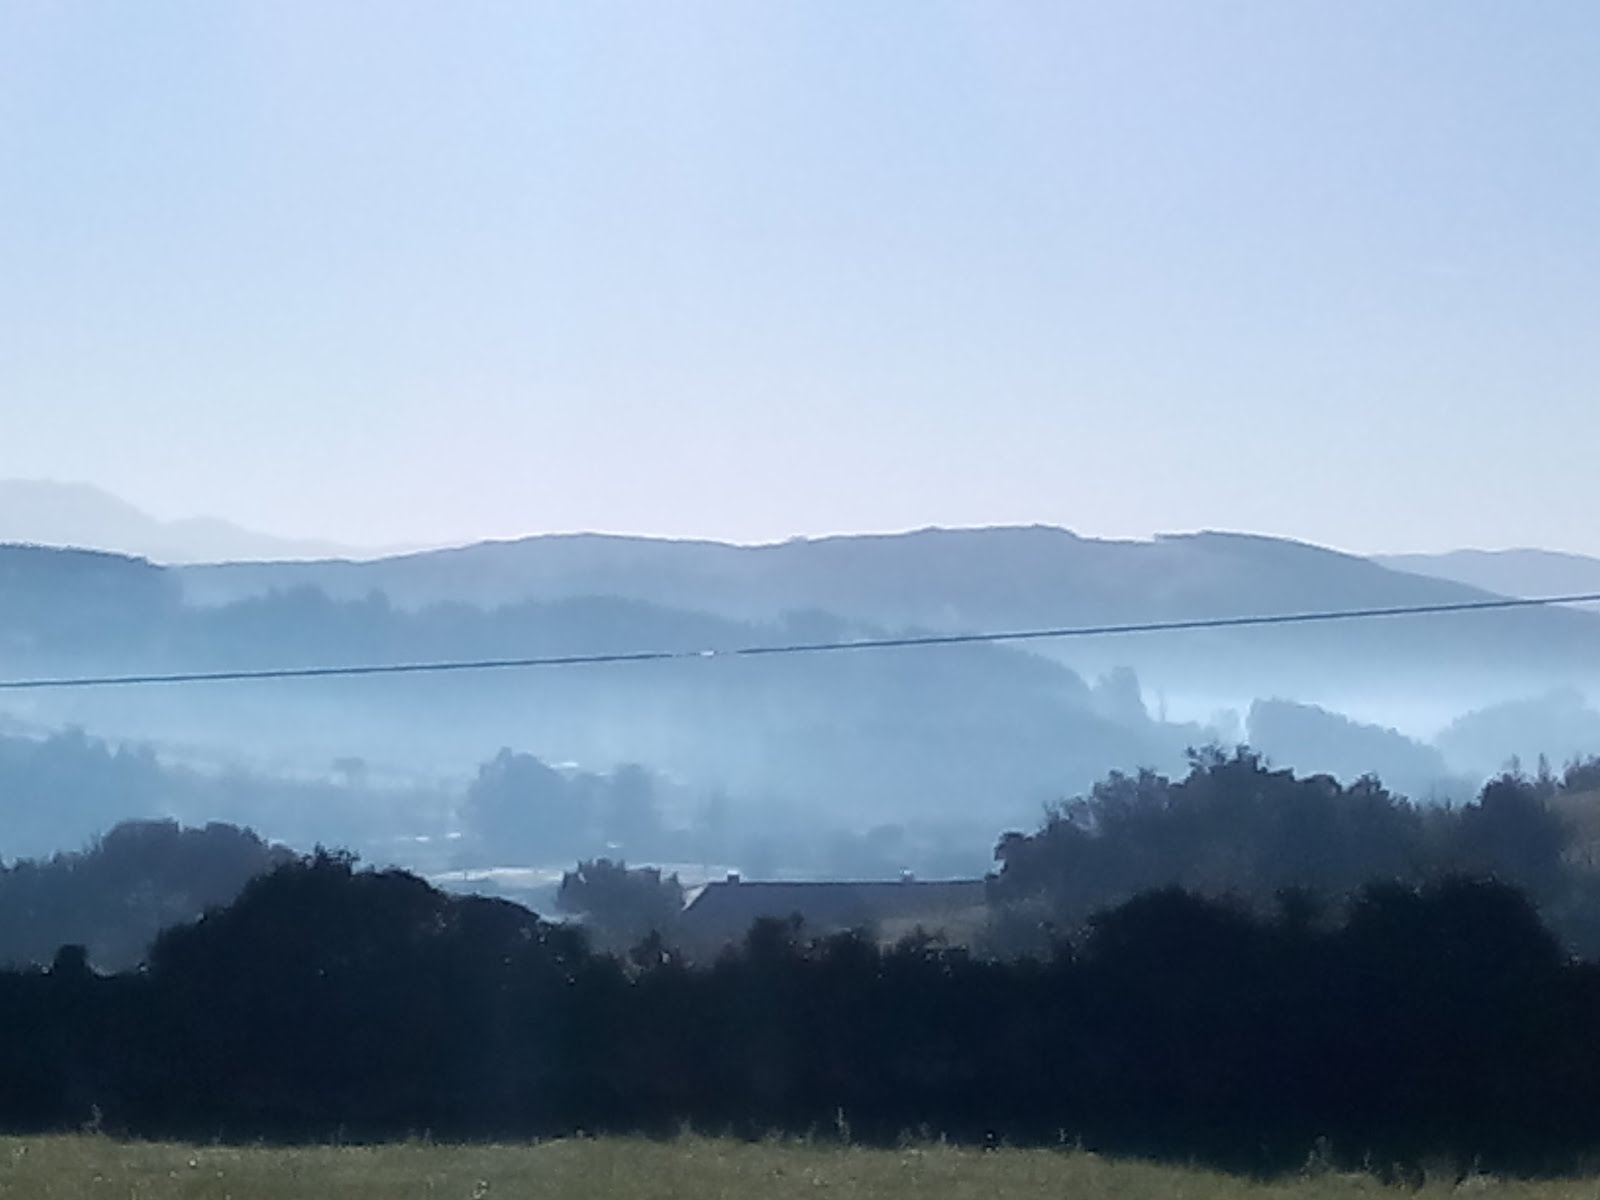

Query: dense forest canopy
[
  {"left": 2, "top": 821, "right": 1599, "bottom": 1174},
  {"left": 988, "top": 749, "right": 1600, "bottom": 954},
  {"left": 18, "top": 745, "right": 1600, "bottom": 977}
]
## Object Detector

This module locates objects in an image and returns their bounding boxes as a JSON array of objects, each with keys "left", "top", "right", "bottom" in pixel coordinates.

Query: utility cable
[{"left": 0, "top": 590, "right": 1597, "bottom": 692}]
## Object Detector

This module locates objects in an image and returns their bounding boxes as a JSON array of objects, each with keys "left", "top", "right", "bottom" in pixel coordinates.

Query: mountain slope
[
  {"left": 176, "top": 526, "right": 1600, "bottom": 693},
  {"left": 1378, "top": 549, "right": 1600, "bottom": 600},
  {"left": 0, "top": 480, "right": 362, "bottom": 563},
  {"left": 0, "top": 542, "right": 1179, "bottom": 827},
  {"left": 3, "top": 534, "right": 1597, "bottom": 831},
  {"left": 180, "top": 525, "right": 1496, "bottom": 621}
]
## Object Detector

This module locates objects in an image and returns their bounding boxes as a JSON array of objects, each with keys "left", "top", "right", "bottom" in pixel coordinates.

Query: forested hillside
[
  {"left": 175, "top": 527, "right": 1600, "bottom": 699},
  {"left": 0, "top": 545, "right": 1206, "bottom": 830}
]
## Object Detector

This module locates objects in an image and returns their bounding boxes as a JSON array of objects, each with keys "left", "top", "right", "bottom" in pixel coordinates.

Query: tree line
[
  {"left": 2, "top": 751, "right": 1600, "bottom": 1174},
  {"left": 559, "top": 749, "right": 1600, "bottom": 959},
  {"left": 986, "top": 747, "right": 1600, "bottom": 953},
  {"left": 0, "top": 817, "right": 288, "bottom": 971},
  {"left": 0, "top": 726, "right": 447, "bottom": 864},
  {"left": 0, "top": 726, "right": 999, "bottom": 900},
  {"left": 0, "top": 850, "right": 1594, "bottom": 1176}
]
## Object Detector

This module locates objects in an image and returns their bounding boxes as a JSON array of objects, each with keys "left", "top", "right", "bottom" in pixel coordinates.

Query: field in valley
[{"left": 5, "top": 1135, "right": 1600, "bottom": 1200}]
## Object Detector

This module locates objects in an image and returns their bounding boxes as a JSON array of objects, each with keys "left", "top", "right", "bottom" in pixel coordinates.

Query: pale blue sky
[{"left": 2, "top": 3, "right": 1596, "bottom": 552}]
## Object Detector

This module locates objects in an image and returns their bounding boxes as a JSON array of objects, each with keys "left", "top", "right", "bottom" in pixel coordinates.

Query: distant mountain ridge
[
  {"left": 170, "top": 524, "right": 1600, "bottom": 712},
  {"left": 11, "top": 479, "right": 1600, "bottom": 708},
  {"left": 0, "top": 480, "right": 367, "bottom": 564},
  {"left": 1378, "top": 549, "right": 1600, "bottom": 600},
  {"left": 4, "top": 519, "right": 1600, "bottom": 823},
  {"left": 180, "top": 525, "right": 1493, "bottom": 619}
]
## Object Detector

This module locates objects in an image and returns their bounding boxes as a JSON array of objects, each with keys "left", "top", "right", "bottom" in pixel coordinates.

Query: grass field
[{"left": 8, "top": 1136, "right": 1600, "bottom": 1200}]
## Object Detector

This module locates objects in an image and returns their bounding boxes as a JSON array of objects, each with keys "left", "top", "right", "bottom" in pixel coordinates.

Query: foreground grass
[{"left": 5, "top": 1135, "right": 1600, "bottom": 1199}]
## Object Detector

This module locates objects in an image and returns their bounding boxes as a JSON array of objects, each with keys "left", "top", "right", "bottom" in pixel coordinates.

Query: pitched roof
[{"left": 679, "top": 877, "right": 987, "bottom": 951}]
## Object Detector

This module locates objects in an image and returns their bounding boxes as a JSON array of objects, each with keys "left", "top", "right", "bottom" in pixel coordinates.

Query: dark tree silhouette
[{"left": 556, "top": 858, "right": 683, "bottom": 954}]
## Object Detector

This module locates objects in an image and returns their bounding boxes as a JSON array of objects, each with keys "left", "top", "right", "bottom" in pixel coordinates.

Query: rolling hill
[
  {"left": 174, "top": 526, "right": 1600, "bottom": 710},
  {"left": 4, "top": 527, "right": 1600, "bottom": 845}
]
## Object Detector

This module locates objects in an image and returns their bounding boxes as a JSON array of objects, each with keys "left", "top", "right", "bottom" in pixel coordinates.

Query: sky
[{"left": 2, "top": 3, "right": 1597, "bottom": 554}]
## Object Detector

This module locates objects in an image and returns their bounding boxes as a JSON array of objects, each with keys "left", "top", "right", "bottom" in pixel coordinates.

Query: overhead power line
[{"left": 1, "top": 590, "right": 1598, "bottom": 693}]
